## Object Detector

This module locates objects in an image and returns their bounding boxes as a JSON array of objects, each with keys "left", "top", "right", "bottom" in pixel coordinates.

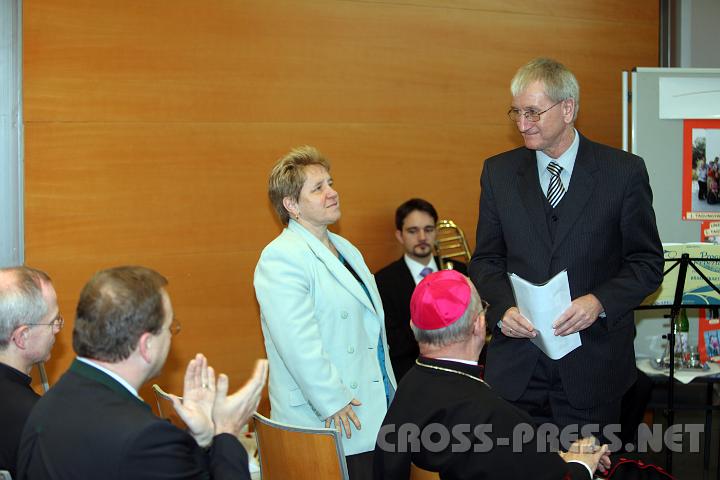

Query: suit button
[
  {"left": 350, "top": 382, "right": 358, "bottom": 389},
  {"left": 341, "top": 311, "right": 349, "bottom": 319},
  {"left": 347, "top": 346, "right": 355, "bottom": 354}
]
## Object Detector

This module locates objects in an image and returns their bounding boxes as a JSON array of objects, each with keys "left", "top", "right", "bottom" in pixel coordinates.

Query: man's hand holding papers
[
  {"left": 508, "top": 271, "right": 582, "bottom": 360},
  {"left": 551, "top": 293, "right": 604, "bottom": 336},
  {"left": 500, "top": 307, "right": 537, "bottom": 338}
]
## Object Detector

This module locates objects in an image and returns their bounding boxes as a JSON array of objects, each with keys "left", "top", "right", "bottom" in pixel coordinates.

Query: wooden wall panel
[
  {"left": 23, "top": 0, "right": 658, "bottom": 401},
  {"left": 24, "top": 1, "right": 656, "bottom": 134}
]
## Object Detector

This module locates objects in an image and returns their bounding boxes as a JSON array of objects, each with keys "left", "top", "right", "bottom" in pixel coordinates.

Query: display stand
[{"left": 636, "top": 253, "right": 720, "bottom": 474}]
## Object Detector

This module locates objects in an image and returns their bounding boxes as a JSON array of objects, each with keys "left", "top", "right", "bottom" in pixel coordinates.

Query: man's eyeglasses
[
  {"left": 507, "top": 100, "right": 563, "bottom": 123},
  {"left": 31, "top": 314, "right": 64, "bottom": 332},
  {"left": 168, "top": 318, "right": 181, "bottom": 336},
  {"left": 480, "top": 299, "right": 490, "bottom": 315}
]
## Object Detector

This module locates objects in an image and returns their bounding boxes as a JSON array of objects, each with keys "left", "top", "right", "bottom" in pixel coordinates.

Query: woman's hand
[{"left": 325, "top": 398, "right": 362, "bottom": 439}]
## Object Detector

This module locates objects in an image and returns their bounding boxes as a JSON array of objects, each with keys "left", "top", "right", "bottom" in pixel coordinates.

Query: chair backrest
[
  {"left": 252, "top": 413, "right": 349, "bottom": 480},
  {"left": 151, "top": 384, "right": 186, "bottom": 429},
  {"left": 37, "top": 362, "right": 50, "bottom": 393},
  {"left": 410, "top": 463, "right": 440, "bottom": 480},
  {"left": 0, "top": 469, "right": 13, "bottom": 480}
]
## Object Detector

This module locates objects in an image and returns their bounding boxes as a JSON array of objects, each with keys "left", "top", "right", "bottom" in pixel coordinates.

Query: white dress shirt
[
  {"left": 536, "top": 128, "right": 580, "bottom": 196},
  {"left": 403, "top": 254, "right": 439, "bottom": 285}
]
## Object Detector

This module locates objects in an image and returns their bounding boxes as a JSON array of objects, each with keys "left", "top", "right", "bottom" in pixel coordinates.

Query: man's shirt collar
[
  {"left": 76, "top": 357, "right": 141, "bottom": 399},
  {"left": 536, "top": 128, "right": 580, "bottom": 190},
  {"left": 436, "top": 357, "right": 479, "bottom": 366},
  {"left": 404, "top": 254, "right": 438, "bottom": 285},
  {"left": 0, "top": 361, "right": 32, "bottom": 386}
]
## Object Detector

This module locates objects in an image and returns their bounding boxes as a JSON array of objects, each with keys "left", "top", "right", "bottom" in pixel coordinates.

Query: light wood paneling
[
  {"left": 24, "top": 1, "right": 656, "bottom": 135},
  {"left": 23, "top": 0, "right": 658, "bottom": 400}
]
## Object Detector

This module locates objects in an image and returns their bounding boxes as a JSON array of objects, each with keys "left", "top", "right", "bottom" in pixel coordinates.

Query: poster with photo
[
  {"left": 643, "top": 243, "right": 720, "bottom": 306},
  {"left": 699, "top": 222, "right": 720, "bottom": 361},
  {"left": 682, "top": 119, "right": 720, "bottom": 220},
  {"left": 701, "top": 220, "right": 720, "bottom": 243}
]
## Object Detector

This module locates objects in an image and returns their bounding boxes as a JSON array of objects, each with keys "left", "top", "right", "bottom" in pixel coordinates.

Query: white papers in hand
[{"left": 508, "top": 270, "right": 581, "bottom": 360}]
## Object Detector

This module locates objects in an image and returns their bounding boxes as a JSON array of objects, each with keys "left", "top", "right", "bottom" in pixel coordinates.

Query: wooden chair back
[
  {"left": 410, "top": 463, "right": 441, "bottom": 480},
  {"left": 252, "top": 413, "right": 349, "bottom": 480}
]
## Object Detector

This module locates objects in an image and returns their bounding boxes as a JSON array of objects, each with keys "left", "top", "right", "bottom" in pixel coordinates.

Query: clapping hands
[{"left": 170, "top": 354, "right": 268, "bottom": 446}]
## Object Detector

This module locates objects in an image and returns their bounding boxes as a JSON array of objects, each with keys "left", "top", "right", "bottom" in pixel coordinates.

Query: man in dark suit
[
  {"left": 469, "top": 58, "right": 663, "bottom": 441},
  {"left": 374, "top": 270, "right": 610, "bottom": 479},
  {"left": 376, "top": 198, "right": 467, "bottom": 380},
  {"left": 17, "top": 266, "right": 267, "bottom": 480},
  {"left": 0, "top": 266, "right": 61, "bottom": 478}
]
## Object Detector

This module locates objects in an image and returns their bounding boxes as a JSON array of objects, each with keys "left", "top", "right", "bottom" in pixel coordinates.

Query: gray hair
[
  {"left": 411, "top": 288, "right": 480, "bottom": 347},
  {"left": 0, "top": 267, "right": 52, "bottom": 348},
  {"left": 511, "top": 58, "right": 580, "bottom": 121}
]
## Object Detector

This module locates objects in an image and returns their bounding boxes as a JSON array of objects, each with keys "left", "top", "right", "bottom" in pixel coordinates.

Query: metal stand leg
[{"left": 705, "top": 383, "right": 712, "bottom": 477}]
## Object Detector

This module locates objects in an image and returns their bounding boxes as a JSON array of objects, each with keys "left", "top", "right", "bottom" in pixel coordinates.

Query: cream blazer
[{"left": 254, "top": 220, "right": 397, "bottom": 455}]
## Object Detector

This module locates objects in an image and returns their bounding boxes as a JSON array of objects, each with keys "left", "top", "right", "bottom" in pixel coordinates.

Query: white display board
[
  {"left": 631, "top": 68, "right": 720, "bottom": 359},
  {"left": 658, "top": 77, "right": 720, "bottom": 119}
]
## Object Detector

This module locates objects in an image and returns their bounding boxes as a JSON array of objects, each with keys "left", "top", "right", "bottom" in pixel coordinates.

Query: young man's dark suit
[
  {"left": 469, "top": 134, "right": 663, "bottom": 418},
  {"left": 0, "top": 362, "right": 40, "bottom": 477},
  {"left": 376, "top": 257, "right": 466, "bottom": 380},
  {"left": 17, "top": 359, "right": 249, "bottom": 480},
  {"left": 373, "top": 357, "right": 592, "bottom": 480}
]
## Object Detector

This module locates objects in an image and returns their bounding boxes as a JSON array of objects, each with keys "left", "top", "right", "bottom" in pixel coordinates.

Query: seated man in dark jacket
[
  {"left": 18, "top": 265, "right": 267, "bottom": 480},
  {"left": 374, "top": 270, "right": 610, "bottom": 480},
  {"left": 376, "top": 198, "right": 468, "bottom": 380},
  {"left": 0, "top": 266, "right": 61, "bottom": 478}
]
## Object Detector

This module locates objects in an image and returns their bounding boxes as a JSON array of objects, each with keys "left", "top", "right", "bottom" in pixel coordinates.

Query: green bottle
[{"left": 675, "top": 308, "right": 690, "bottom": 363}]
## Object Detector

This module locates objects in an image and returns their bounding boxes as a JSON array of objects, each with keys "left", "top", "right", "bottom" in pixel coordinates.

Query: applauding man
[{"left": 18, "top": 266, "right": 267, "bottom": 480}]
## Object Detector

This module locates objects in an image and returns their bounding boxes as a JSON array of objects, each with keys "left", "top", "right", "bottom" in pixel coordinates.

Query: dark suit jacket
[
  {"left": 374, "top": 357, "right": 591, "bottom": 480},
  {"left": 469, "top": 134, "right": 663, "bottom": 409},
  {"left": 0, "top": 362, "right": 39, "bottom": 478},
  {"left": 17, "top": 359, "right": 249, "bottom": 480},
  {"left": 376, "top": 257, "right": 467, "bottom": 380}
]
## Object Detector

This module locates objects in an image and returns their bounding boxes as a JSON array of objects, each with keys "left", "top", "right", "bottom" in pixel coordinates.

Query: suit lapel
[
  {"left": 516, "top": 151, "right": 553, "bottom": 251},
  {"left": 404, "top": 257, "right": 418, "bottom": 286},
  {"left": 333, "top": 234, "right": 381, "bottom": 314},
  {"left": 288, "top": 221, "right": 377, "bottom": 314},
  {"left": 552, "top": 135, "right": 598, "bottom": 250},
  {"left": 400, "top": 256, "right": 417, "bottom": 304}
]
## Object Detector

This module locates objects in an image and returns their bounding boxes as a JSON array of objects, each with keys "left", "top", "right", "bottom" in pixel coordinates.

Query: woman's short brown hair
[{"left": 268, "top": 146, "right": 331, "bottom": 224}]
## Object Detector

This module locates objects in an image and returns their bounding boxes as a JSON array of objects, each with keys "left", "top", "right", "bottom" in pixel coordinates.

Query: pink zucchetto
[{"left": 410, "top": 270, "right": 471, "bottom": 330}]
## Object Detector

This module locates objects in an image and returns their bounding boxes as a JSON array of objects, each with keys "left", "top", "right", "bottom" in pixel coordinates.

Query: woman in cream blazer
[{"left": 254, "top": 146, "right": 396, "bottom": 478}]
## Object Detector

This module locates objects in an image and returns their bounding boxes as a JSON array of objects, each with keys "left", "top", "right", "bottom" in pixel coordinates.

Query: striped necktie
[{"left": 546, "top": 161, "right": 565, "bottom": 208}]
